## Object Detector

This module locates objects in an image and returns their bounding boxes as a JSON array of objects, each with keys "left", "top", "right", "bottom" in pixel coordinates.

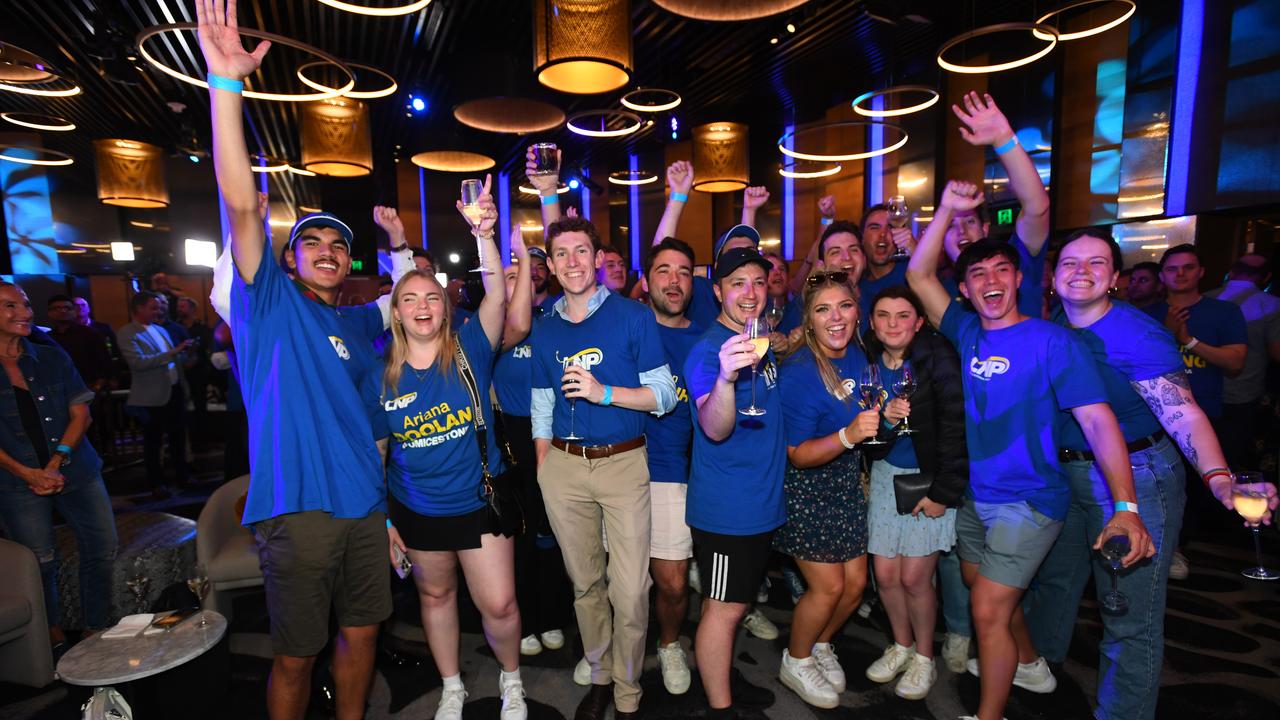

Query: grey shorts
[
  {"left": 955, "top": 500, "right": 1063, "bottom": 590},
  {"left": 252, "top": 510, "right": 392, "bottom": 657}
]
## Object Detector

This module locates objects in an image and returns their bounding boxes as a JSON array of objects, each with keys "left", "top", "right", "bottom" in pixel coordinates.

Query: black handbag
[
  {"left": 454, "top": 342, "right": 526, "bottom": 537},
  {"left": 893, "top": 472, "right": 934, "bottom": 515}
]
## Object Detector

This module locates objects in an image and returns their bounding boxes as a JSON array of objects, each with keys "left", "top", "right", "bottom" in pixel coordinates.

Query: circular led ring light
[
  {"left": 250, "top": 156, "right": 290, "bottom": 173},
  {"left": 0, "top": 66, "right": 81, "bottom": 97},
  {"left": 1034, "top": 0, "right": 1136, "bottom": 41},
  {"left": 297, "top": 60, "right": 397, "bottom": 99},
  {"left": 851, "top": 85, "right": 940, "bottom": 118},
  {"left": 567, "top": 110, "right": 643, "bottom": 138},
  {"left": 937, "top": 22, "right": 1059, "bottom": 75},
  {"left": 518, "top": 183, "right": 571, "bottom": 195},
  {"left": 315, "top": 0, "right": 432, "bottom": 16},
  {"left": 620, "top": 88, "right": 682, "bottom": 113},
  {"left": 778, "top": 161, "right": 842, "bottom": 179},
  {"left": 0, "top": 111, "right": 76, "bottom": 131},
  {"left": 0, "top": 145, "right": 74, "bottom": 166},
  {"left": 608, "top": 170, "right": 658, "bottom": 186},
  {"left": 288, "top": 164, "right": 318, "bottom": 177},
  {"left": 137, "top": 23, "right": 354, "bottom": 102},
  {"left": 778, "top": 121, "right": 909, "bottom": 163}
]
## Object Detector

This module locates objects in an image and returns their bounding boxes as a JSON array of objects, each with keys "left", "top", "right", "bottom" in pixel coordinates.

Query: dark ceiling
[{"left": 2, "top": 0, "right": 1047, "bottom": 207}]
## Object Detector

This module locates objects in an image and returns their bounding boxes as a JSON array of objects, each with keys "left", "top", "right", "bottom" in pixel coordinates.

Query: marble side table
[{"left": 57, "top": 610, "right": 227, "bottom": 685}]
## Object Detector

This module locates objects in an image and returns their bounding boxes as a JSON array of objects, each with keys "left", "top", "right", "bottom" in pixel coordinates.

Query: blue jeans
[
  {"left": 938, "top": 545, "right": 972, "bottom": 637},
  {"left": 0, "top": 479, "right": 118, "bottom": 628},
  {"left": 1024, "top": 437, "right": 1184, "bottom": 720}
]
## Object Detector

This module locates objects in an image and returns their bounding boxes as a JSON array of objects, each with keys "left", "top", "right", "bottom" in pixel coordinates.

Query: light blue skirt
[{"left": 867, "top": 460, "right": 957, "bottom": 558}]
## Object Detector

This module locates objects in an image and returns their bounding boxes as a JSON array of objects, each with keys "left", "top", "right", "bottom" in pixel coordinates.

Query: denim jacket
[{"left": 0, "top": 337, "right": 103, "bottom": 489}]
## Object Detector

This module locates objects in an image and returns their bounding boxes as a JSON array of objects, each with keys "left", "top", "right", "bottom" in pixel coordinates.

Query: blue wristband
[
  {"left": 993, "top": 136, "right": 1019, "bottom": 156},
  {"left": 1114, "top": 500, "right": 1139, "bottom": 515},
  {"left": 540, "top": 194, "right": 559, "bottom": 206},
  {"left": 670, "top": 192, "right": 689, "bottom": 203},
  {"left": 386, "top": 518, "right": 393, "bottom": 529},
  {"left": 55, "top": 444, "right": 72, "bottom": 455},
  {"left": 820, "top": 217, "right": 834, "bottom": 226},
  {"left": 601, "top": 385, "right": 613, "bottom": 406},
  {"left": 207, "top": 73, "right": 245, "bottom": 94}
]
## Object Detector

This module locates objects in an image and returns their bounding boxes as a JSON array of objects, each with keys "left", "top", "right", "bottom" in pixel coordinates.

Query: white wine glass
[
  {"left": 460, "top": 179, "right": 493, "bottom": 275},
  {"left": 860, "top": 364, "right": 886, "bottom": 445},
  {"left": 887, "top": 195, "right": 911, "bottom": 261},
  {"left": 1233, "top": 471, "right": 1278, "bottom": 580},
  {"left": 739, "top": 317, "right": 771, "bottom": 416},
  {"left": 187, "top": 562, "right": 211, "bottom": 626},
  {"left": 562, "top": 356, "right": 585, "bottom": 441},
  {"left": 892, "top": 362, "right": 917, "bottom": 435}
]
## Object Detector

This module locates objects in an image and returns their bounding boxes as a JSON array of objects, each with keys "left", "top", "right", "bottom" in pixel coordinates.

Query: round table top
[{"left": 57, "top": 611, "right": 227, "bottom": 685}]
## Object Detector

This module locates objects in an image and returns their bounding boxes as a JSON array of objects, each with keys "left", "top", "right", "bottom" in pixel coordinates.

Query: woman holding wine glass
[
  {"left": 860, "top": 286, "right": 967, "bottom": 701},
  {"left": 773, "top": 272, "right": 897, "bottom": 708}
]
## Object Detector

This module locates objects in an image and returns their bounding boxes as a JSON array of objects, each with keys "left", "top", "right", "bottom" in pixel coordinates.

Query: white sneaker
[
  {"left": 895, "top": 654, "right": 937, "bottom": 700},
  {"left": 743, "top": 608, "right": 779, "bottom": 640},
  {"left": 866, "top": 643, "right": 915, "bottom": 683},
  {"left": 519, "top": 634, "right": 543, "bottom": 656},
  {"left": 1169, "top": 551, "right": 1189, "bottom": 580},
  {"left": 811, "top": 642, "right": 846, "bottom": 693},
  {"left": 499, "top": 674, "right": 527, "bottom": 720},
  {"left": 689, "top": 560, "right": 701, "bottom": 594},
  {"left": 657, "top": 641, "right": 692, "bottom": 695},
  {"left": 779, "top": 650, "right": 840, "bottom": 709},
  {"left": 757, "top": 577, "right": 772, "bottom": 604},
  {"left": 941, "top": 633, "right": 970, "bottom": 674},
  {"left": 573, "top": 656, "right": 592, "bottom": 686},
  {"left": 966, "top": 656, "right": 1057, "bottom": 693},
  {"left": 540, "top": 629, "right": 565, "bottom": 650},
  {"left": 435, "top": 685, "right": 467, "bottom": 720}
]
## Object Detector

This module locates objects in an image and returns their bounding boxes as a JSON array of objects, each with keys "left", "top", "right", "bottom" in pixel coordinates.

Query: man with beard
[
  {"left": 1126, "top": 262, "right": 1164, "bottom": 310},
  {"left": 640, "top": 236, "right": 705, "bottom": 695}
]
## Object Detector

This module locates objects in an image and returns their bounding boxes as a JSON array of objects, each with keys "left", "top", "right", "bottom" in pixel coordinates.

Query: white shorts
[{"left": 649, "top": 481, "right": 693, "bottom": 561}]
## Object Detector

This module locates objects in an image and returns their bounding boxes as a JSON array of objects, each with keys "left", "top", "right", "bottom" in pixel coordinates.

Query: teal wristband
[
  {"left": 1114, "top": 500, "right": 1139, "bottom": 515},
  {"left": 540, "top": 194, "right": 559, "bottom": 206},
  {"left": 386, "top": 518, "right": 393, "bottom": 529},
  {"left": 55, "top": 444, "right": 72, "bottom": 455},
  {"left": 993, "top": 136, "right": 1019, "bottom": 156},
  {"left": 601, "top": 385, "right": 613, "bottom": 406},
  {"left": 820, "top": 217, "right": 834, "bottom": 226},
  {"left": 670, "top": 192, "right": 689, "bottom": 203},
  {"left": 207, "top": 73, "right": 245, "bottom": 93}
]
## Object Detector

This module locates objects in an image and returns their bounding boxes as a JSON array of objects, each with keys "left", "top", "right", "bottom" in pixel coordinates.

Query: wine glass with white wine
[
  {"left": 1232, "top": 471, "right": 1277, "bottom": 580},
  {"left": 739, "top": 317, "right": 771, "bottom": 416},
  {"left": 460, "top": 178, "right": 493, "bottom": 274}
]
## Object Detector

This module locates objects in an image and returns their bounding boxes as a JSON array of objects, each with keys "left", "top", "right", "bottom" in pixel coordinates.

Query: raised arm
[
  {"left": 197, "top": 0, "right": 272, "bottom": 284},
  {"left": 789, "top": 194, "right": 835, "bottom": 296},
  {"left": 457, "top": 175, "right": 505, "bottom": 349},
  {"left": 1070, "top": 402, "right": 1153, "bottom": 566},
  {"left": 908, "top": 181, "right": 981, "bottom": 327},
  {"left": 528, "top": 145, "right": 562, "bottom": 236},
  {"left": 501, "top": 223, "right": 533, "bottom": 351},
  {"left": 953, "top": 92, "right": 1050, "bottom": 254},
  {"left": 741, "top": 186, "right": 769, "bottom": 228},
  {"left": 694, "top": 332, "right": 756, "bottom": 442},
  {"left": 373, "top": 205, "right": 414, "bottom": 329},
  {"left": 653, "top": 161, "right": 694, "bottom": 245}
]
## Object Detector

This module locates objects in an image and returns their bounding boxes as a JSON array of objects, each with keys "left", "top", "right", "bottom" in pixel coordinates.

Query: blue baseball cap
[
  {"left": 528, "top": 246, "right": 548, "bottom": 260},
  {"left": 712, "top": 224, "right": 761, "bottom": 264},
  {"left": 288, "top": 212, "right": 354, "bottom": 250}
]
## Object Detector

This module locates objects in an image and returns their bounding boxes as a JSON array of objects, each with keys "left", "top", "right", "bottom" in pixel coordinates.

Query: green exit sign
[
  {"left": 997, "top": 208, "right": 1014, "bottom": 225},
  {"left": 351, "top": 260, "right": 363, "bottom": 271}
]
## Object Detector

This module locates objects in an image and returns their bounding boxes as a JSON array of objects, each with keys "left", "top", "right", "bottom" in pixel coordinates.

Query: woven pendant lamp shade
[
  {"left": 533, "top": 0, "right": 632, "bottom": 94},
  {"left": 652, "top": 0, "right": 810, "bottom": 21},
  {"left": 93, "top": 139, "right": 168, "bottom": 208},
  {"left": 300, "top": 96, "right": 373, "bottom": 177},
  {"left": 692, "top": 122, "right": 748, "bottom": 192}
]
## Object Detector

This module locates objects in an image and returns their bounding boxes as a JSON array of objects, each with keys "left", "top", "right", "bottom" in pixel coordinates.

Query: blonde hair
[
  {"left": 795, "top": 272, "right": 861, "bottom": 403},
  {"left": 382, "top": 270, "right": 457, "bottom": 402}
]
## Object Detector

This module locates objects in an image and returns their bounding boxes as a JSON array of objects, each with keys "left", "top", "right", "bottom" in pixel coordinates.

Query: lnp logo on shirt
[
  {"left": 329, "top": 335, "right": 351, "bottom": 360},
  {"left": 969, "top": 355, "right": 1010, "bottom": 381},
  {"left": 512, "top": 344, "right": 532, "bottom": 359},
  {"left": 384, "top": 392, "right": 418, "bottom": 411},
  {"left": 558, "top": 347, "right": 603, "bottom": 371}
]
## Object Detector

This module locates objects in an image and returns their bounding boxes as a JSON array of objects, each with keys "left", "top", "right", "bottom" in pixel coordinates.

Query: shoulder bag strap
[{"left": 453, "top": 339, "right": 492, "bottom": 480}]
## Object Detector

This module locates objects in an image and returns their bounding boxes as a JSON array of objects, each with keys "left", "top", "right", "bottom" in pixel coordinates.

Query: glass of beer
[{"left": 529, "top": 143, "right": 560, "bottom": 177}]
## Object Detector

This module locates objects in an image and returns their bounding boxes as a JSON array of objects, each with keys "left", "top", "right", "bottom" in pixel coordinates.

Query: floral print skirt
[{"left": 774, "top": 451, "right": 867, "bottom": 563}]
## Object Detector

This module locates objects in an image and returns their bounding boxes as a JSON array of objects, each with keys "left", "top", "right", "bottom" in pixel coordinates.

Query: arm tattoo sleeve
[{"left": 1133, "top": 371, "right": 1192, "bottom": 421}]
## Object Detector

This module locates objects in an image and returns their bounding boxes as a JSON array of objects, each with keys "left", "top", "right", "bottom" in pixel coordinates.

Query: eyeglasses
[{"left": 807, "top": 270, "right": 849, "bottom": 285}]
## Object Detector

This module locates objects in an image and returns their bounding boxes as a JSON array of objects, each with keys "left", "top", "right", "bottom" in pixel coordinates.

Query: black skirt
[{"left": 388, "top": 493, "right": 499, "bottom": 552}]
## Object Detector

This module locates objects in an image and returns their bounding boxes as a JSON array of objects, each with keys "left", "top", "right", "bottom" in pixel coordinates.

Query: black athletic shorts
[{"left": 691, "top": 527, "right": 775, "bottom": 604}]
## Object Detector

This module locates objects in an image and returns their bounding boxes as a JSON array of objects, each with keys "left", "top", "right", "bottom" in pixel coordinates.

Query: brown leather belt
[
  {"left": 1058, "top": 431, "right": 1165, "bottom": 463},
  {"left": 551, "top": 436, "right": 646, "bottom": 460}
]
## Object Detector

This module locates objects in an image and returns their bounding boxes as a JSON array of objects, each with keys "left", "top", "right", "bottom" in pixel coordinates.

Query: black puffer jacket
[{"left": 865, "top": 328, "right": 969, "bottom": 507}]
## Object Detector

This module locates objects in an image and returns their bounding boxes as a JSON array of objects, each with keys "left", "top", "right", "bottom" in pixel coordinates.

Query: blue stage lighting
[
  {"left": 410, "top": 96, "right": 426, "bottom": 113},
  {"left": 568, "top": 178, "right": 580, "bottom": 190}
]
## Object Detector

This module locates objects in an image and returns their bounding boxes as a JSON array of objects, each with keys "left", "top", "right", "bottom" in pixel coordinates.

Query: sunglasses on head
[{"left": 807, "top": 270, "right": 849, "bottom": 286}]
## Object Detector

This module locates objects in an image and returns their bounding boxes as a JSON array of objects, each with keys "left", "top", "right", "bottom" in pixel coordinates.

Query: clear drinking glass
[
  {"left": 764, "top": 303, "right": 785, "bottom": 330},
  {"left": 562, "top": 356, "right": 585, "bottom": 441},
  {"left": 1099, "top": 535, "right": 1130, "bottom": 615},
  {"left": 860, "top": 364, "right": 886, "bottom": 445},
  {"left": 1233, "top": 471, "right": 1278, "bottom": 580},
  {"left": 892, "top": 362, "right": 917, "bottom": 435},
  {"left": 739, "top": 317, "right": 771, "bottom": 416},
  {"left": 529, "top": 143, "right": 560, "bottom": 177},
  {"left": 187, "top": 562, "right": 211, "bottom": 626},
  {"left": 460, "top": 179, "right": 492, "bottom": 275},
  {"left": 887, "top": 194, "right": 911, "bottom": 260},
  {"left": 126, "top": 556, "right": 150, "bottom": 614}
]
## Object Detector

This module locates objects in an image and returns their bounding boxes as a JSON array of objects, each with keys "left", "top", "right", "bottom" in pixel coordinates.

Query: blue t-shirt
[
  {"left": 492, "top": 306, "right": 550, "bottom": 418},
  {"left": 780, "top": 345, "right": 870, "bottom": 446},
  {"left": 1053, "top": 302, "right": 1182, "bottom": 451},
  {"left": 646, "top": 322, "right": 704, "bottom": 483},
  {"left": 859, "top": 262, "right": 909, "bottom": 321},
  {"left": 1140, "top": 298, "right": 1248, "bottom": 418},
  {"left": 451, "top": 305, "right": 473, "bottom": 330},
  {"left": 687, "top": 276, "right": 721, "bottom": 329},
  {"left": 685, "top": 321, "right": 787, "bottom": 535},
  {"left": 940, "top": 233, "right": 1045, "bottom": 320},
  {"left": 530, "top": 292, "right": 669, "bottom": 444},
  {"left": 877, "top": 359, "right": 920, "bottom": 468},
  {"left": 365, "top": 320, "right": 502, "bottom": 517},
  {"left": 938, "top": 303, "right": 1106, "bottom": 520},
  {"left": 231, "top": 242, "right": 386, "bottom": 525}
]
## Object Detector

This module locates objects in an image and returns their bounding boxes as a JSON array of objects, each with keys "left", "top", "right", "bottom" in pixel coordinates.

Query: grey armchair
[
  {"left": 196, "top": 475, "right": 262, "bottom": 621},
  {"left": 0, "top": 538, "right": 55, "bottom": 687}
]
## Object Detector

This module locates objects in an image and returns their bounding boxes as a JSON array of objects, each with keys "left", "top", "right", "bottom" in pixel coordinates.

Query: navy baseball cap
[
  {"left": 527, "top": 246, "right": 548, "bottom": 260},
  {"left": 713, "top": 247, "right": 771, "bottom": 282},
  {"left": 712, "top": 224, "right": 761, "bottom": 264},
  {"left": 288, "top": 212, "right": 354, "bottom": 250}
]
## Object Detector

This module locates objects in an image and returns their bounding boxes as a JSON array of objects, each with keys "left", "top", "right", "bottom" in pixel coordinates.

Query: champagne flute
[
  {"left": 892, "top": 362, "right": 917, "bottom": 435},
  {"left": 887, "top": 195, "right": 911, "bottom": 261},
  {"left": 562, "top": 356, "right": 585, "bottom": 441},
  {"left": 739, "top": 317, "right": 771, "bottom": 416},
  {"left": 187, "top": 562, "right": 211, "bottom": 626},
  {"left": 1098, "top": 535, "right": 1130, "bottom": 615},
  {"left": 860, "top": 364, "right": 886, "bottom": 445},
  {"left": 1233, "top": 471, "right": 1278, "bottom": 580},
  {"left": 460, "top": 179, "right": 493, "bottom": 275}
]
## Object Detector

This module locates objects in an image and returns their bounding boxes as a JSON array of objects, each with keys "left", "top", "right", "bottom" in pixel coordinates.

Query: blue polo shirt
[
  {"left": 938, "top": 303, "right": 1106, "bottom": 520},
  {"left": 1053, "top": 302, "right": 1183, "bottom": 451},
  {"left": 231, "top": 241, "right": 386, "bottom": 526},
  {"left": 780, "top": 346, "right": 871, "bottom": 447},
  {"left": 1141, "top": 298, "right": 1248, "bottom": 418},
  {"left": 364, "top": 320, "right": 502, "bottom": 517},
  {"left": 685, "top": 321, "right": 787, "bottom": 535},
  {"left": 646, "top": 322, "right": 703, "bottom": 483}
]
